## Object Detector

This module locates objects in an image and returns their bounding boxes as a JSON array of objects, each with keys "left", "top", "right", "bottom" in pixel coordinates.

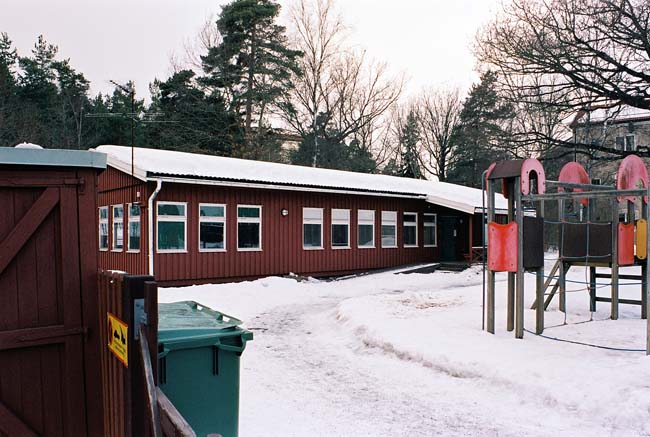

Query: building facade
[{"left": 96, "top": 146, "right": 504, "bottom": 285}]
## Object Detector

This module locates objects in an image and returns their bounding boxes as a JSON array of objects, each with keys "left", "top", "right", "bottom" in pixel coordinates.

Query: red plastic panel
[
  {"left": 618, "top": 222, "right": 635, "bottom": 266},
  {"left": 488, "top": 221, "right": 518, "bottom": 272},
  {"left": 558, "top": 162, "right": 590, "bottom": 206},
  {"left": 617, "top": 155, "right": 648, "bottom": 204},
  {"left": 521, "top": 158, "right": 546, "bottom": 195}
]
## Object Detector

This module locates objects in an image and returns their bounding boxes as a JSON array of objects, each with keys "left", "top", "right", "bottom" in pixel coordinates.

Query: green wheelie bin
[{"left": 158, "top": 301, "right": 253, "bottom": 437}]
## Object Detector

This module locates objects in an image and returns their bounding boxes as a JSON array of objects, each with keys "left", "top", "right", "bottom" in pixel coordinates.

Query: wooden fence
[{"left": 98, "top": 270, "right": 197, "bottom": 437}]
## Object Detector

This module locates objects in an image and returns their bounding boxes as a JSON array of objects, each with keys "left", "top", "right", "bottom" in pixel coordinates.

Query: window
[
  {"left": 99, "top": 206, "right": 108, "bottom": 251},
  {"left": 403, "top": 212, "right": 418, "bottom": 247},
  {"left": 358, "top": 210, "right": 375, "bottom": 248},
  {"left": 128, "top": 204, "right": 141, "bottom": 252},
  {"left": 303, "top": 208, "right": 324, "bottom": 249},
  {"left": 238, "top": 205, "right": 262, "bottom": 250},
  {"left": 331, "top": 209, "right": 350, "bottom": 249},
  {"left": 424, "top": 213, "right": 437, "bottom": 247},
  {"left": 199, "top": 204, "right": 226, "bottom": 251},
  {"left": 615, "top": 135, "right": 636, "bottom": 151},
  {"left": 381, "top": 211, "right": 397, "bottom": 248},
  {"left": 112, "top": 205, "right": 124, "bottom": 251},
  {"left": 157, "top": 202, "right": 187, "bottom": 252}
]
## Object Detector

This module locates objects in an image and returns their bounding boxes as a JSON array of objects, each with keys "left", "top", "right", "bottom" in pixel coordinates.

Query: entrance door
[{"left": 439, "top": 216, "right": 461, "bottom": 261}]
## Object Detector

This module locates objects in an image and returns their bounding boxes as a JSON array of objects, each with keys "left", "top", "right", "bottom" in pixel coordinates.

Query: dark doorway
[{"left": 439, "top": 216, "right": 462, "bottom": 261}]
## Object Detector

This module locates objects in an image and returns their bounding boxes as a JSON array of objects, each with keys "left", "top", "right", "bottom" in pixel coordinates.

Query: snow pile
[{"left": 160, "top": 261, "right": 650, "bottom": 436}]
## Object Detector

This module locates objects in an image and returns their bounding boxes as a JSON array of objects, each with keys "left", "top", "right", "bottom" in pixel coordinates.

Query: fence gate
[{"left": 0, "top": 166, "right": 104, "bottom": 436}]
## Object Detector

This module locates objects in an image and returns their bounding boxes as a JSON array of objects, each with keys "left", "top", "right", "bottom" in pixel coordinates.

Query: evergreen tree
[
  {"left": 397, "top": 109, "right": 423, "bottom": 178},
  {"left": 201, "top": 0, "right": 302, "bottom": 158},
  {"left": 0, "top": 33, "right": 18, "bottom": 146},
  {"left": 146, "top": 70, "right": 238, "bottom": 155},
  {"left": 53, "top": 59, "right": 90, "bottom": 148},
  {"left": 447, "top": 71, "right": 512, "bottom": 187}
]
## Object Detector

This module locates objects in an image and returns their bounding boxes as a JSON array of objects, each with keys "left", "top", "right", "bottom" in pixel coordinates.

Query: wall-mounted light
[{"left": 281, "top": 208, "right": 289, "bottom": 217}]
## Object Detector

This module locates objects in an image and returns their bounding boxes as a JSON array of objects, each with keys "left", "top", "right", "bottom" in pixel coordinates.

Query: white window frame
[
  {"left": 381, "top": 211, "right": 398, "bottom": 248},
  {"left": 237, "top": 205, "right": 262, "bottom": 252},
  {"left": 423, "top": 213, "right": 437, "bottom": 247},
  {"left": 112, "top": 204, "right": 124, "bottom": 252},
  {"left": 199, "top": 203, "right": 227, "bottom": 252},
  {"left": 615, "top": 134, "right": 636, "bottom": 152},
  {"left": 357, "top": 209, "right": 375, "bottom": 249},
  {"left": 303, "top": 207, "right": 324, "bottom": 250},
  {"left": 156, "top": 201, "right": 187, "bottom": 253},
  {"left": 403, "top": 212, "right": 418, "bottom": 248},
  {"left": 99, "top": 206, "right": 108, "bottom": 251},
  {"left": 127, "top": 203, "right": 141, "bottom": 253},
  {"left": 331, "top": 209, "right": 350, "bottom": 249}
]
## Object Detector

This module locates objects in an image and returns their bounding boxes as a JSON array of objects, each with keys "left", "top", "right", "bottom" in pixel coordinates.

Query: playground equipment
[{"left": 483, "top": 155, "right": 650, "bottom": 355}]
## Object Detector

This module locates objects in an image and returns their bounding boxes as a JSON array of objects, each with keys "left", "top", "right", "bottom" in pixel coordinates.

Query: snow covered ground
[{"left": 160, "top": 259, "right": 650, "bottom": 436}]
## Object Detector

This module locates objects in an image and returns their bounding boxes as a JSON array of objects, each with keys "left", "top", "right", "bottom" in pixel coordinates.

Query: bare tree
[
  {"left": 476, "top": 0, "right": 650, "bottom": 157},
  {"left": 281, "top": 0, "right": 403, "bottom": 166},
  {"left": 418, "top": 87, "right": 462, "bottom": 181},
  {"left": 169, "top": 14, "right": 222, "bottom": 75}
]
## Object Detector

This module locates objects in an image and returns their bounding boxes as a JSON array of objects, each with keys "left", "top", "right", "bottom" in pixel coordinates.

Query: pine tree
[
  {"left": 201, "top": 0, "right": 302, "bottom": 158},
  {"left": 398, "top": 109, "right": 423, "bottom": 179},
  {"left": 146, "top": 70, "right": 238, "bottom": 155},
  {"left": 0, "top": 33, "right": 18, "bottom": 146},
  {"left": 447, "top": 71, "right": 512, "bottom": 187}
]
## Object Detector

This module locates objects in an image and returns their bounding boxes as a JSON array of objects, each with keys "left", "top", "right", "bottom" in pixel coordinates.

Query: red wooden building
[{"left": 96, "top": 146, "right": 506, "bottom": 285}]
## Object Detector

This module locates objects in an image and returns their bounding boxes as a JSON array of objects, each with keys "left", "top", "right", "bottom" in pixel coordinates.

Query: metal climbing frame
[{"left": 483, "top": 155, "right": 650, "bottom": 355}]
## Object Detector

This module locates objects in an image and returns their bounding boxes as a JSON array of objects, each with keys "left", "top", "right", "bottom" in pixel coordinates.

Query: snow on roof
[
  {"left": 574, "top": 105, "right": 650, "bottom": 125},
  {"left": 95, "top": 145, "right": 507, "bottom": 214}
]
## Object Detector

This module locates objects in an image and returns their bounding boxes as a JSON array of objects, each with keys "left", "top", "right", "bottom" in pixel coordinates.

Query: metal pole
[
  {"left": 645, "top": 182, "right": 650, "bottom": 355},
  {"left": 611, "top": 197, "right": 619, "bottom": 320},
  {"left": 487, "top": 178, "right": 496, "bottom": 334},
  {"left": 481, "top": 170, "right": 487, "bottom": 331},
  {"left": 507, "top": 180, "right": 515, "bottom": 332},
  {"left": 643, "top": 193, "right": 648, "bottom": 320},
  {"left": 559, "top": 198, "right": 566, "bottom": 313},
  {"left": 515, "top": 177, "right": 524, "bottom": 339}
]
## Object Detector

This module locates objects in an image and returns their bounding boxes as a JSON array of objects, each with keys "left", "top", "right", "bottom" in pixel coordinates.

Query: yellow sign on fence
[{"left": 107, "top": 312, "right": 128, "bottom": 367}]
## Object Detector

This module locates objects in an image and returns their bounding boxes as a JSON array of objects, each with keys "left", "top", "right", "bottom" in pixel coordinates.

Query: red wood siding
[
  {"left": 0, "top": 167, "right": 104, "bottom": 437},
  {"left": 98, "top": 167, "right": 149, "bottom": 275},
  {"left": 98, "top": 167, "right": 473, "bottom": 284}
]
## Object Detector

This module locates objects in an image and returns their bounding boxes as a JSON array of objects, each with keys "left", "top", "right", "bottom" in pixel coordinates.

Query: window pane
[
  {"left": 381, "top": 211, "right": 397, "bottom": 223},
  {"left": 99, "top": 223, "right": 108, "bottom": 249},
  {"left": 358, "top": 210, "right": 374, "bottom": 222},
  {"left": 200, "top": 222, "right": 225, "bottom": 249},
  {"left": 424, "top": 226, "right": 436, "bottom": 246},
  {"left": 332, "top": 209, "right": 349, "bottom": 221},
  {"left": 358, "top": 224, "right": 374, "bottom": 246},
  {"left": 403, "top": 213, "right": 416, "bottom": 223},
  {"left": 129, "top": 221, "right": 140, "bottom": 251},
  {"left": 158, "top": 221, "right": 185, "bottom": 250},
  {"left": 381, "top": 225, "right": 396, "bottom": 247},
  {"left": 200, "top": 205, "right": 225, "bottom": 217},
  {"left": 238, "top": 222, "right": 260, "bottom": 248},
  {"left": 113, "top": 222, "right": 123, "bottom": 249},
  {"left": 303, "top": 208, "right": 323, "bottom": 221},
  {"left": 404, "top": 226, "right": 416, "bottom": 246},
  {"left": 238, "top": 207, "right": 260, "bottom": 218},
  {"left": 304, "top": 224, "right": 322, "bottom": 248},
  {"left": 100, "top": 208, "right": 108, "bottom": 219},
  {"left": 129, "top": 204, "right": 140, "bottom": 217},
  {"left": 332, "top": 224, "right": 349, "bottom": 247},
  {"left": 158, "top": 203, "right": 185, "bottom": 216},
  {"left": 113, "top": 206, "right": 123, "bottom": 218},
  {"left": 424, "top": 215, "right": 436, "bottom": 224}
]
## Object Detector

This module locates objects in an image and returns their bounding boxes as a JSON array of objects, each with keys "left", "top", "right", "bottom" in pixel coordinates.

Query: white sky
[{"left": 2, "top": 0, "right": 500, "bottom": 101}]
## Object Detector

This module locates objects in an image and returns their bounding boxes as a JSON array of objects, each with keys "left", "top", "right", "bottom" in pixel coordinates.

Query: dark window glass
[
  {"left": 332, "top": 224, "right": 349, "bottom": 247},
  {"left": 304, "top": 224, "right": 322, "bottom": 248},
  {"left": 358, "top": 224, "right": 374, "bottom": 247},
  {"left": 200, "top": 222, "right": 225, "bottom": 249},
  {"left": 381, "top": 225, "right": 396, "bottom": 247},
  {"left": 129, "top": 221, "right": 140, "bottom": 251},
  {"left": 238, "top": 222, "right": 260, "bottom": 249},
  {"left": 158, "top": 222, "right": 185, "bottom": 250},
  {"left": 404, "top": 226, "right": 416, "bottom": 246}
]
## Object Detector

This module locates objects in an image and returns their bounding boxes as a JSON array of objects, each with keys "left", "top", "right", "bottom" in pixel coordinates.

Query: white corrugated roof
[
  {"left": 574, "top": 105, "right": 650, "bottom": 125},
  {"left": 95, "top": 145, "right": 507, "bottom": 214}
]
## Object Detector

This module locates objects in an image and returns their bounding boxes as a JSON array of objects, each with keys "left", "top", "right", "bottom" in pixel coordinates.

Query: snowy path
[{"left": 160, "top": 265, "right": 650, "bottom": 436}]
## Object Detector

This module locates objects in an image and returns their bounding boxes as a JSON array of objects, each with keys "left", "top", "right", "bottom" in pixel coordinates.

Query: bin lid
[
  {"left": 158, "top": 301, "right": 252, "bottom": 350},
  {"left": 159, "top": 301, "right": 242, "bottom": 331}
]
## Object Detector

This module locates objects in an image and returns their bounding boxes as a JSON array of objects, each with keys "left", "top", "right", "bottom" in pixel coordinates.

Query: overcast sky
[{"left": 2, "top": 0, "right": 500, "bottom": 101}]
